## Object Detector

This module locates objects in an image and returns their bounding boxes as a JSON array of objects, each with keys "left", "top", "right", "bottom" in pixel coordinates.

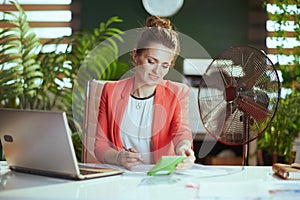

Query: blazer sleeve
[
  {"left": 170, "top": 84, "right": 193, "bottom": 148},
  {"left": 94, "top": 83, "right": 114, "bottom": 162}
]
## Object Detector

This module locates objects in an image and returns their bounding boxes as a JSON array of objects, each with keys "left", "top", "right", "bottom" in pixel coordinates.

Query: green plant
[
  {"left": 258, "top": 92, "right": 300, "bottom": 163},
  {"left": 65, "top": 18, "right": 129, "bottom": 134},
  {"left": 0, "top": 0, "right": 43, "bottom": 109},
  {"left": 0, "top": 0, "right": 130, "bottom": 160},
  {"left": 56, "top": 17, "right": 130, "bottom": 160},
  {"left": 257, "top": 0, "right": 300, "bottom": 164}
]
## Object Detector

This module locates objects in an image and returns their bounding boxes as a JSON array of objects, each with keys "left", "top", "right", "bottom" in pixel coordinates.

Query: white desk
[{"left": 0, "top": 162, "right": 299, "bottom": 200}]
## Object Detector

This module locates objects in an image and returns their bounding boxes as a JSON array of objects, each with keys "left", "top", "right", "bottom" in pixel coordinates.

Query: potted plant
[
  {"left": 0, "top": 0, "right": 129, "bottom": 160},
  {"left": 257, "top": 92, "right": 300, "bottom": 165}
]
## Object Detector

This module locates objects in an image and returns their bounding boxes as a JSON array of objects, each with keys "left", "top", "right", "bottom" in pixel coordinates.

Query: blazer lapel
[
  {"left": 111, "top": 77, "right": 134, "bottom": 149},
  {"left": 152, "top": 82, "right": 167, "bottom": 158}
]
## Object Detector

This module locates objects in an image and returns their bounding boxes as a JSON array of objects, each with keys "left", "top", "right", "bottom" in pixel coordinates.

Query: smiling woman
[
  {"left": 132, "top": 43, "right": 174, "bottom": 90},
  {"left": 94, "top": 16, "right": 196, "bottom": 171}
]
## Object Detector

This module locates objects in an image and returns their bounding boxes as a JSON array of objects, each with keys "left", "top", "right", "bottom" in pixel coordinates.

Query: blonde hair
[{"left": 136, "top": 16, "right": 180, "bottom": 66}]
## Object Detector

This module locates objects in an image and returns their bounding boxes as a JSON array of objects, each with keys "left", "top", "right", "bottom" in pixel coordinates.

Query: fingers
[
  {"left": 119, "top": 151, "right": 143, "bottom": 170},
  {"left": 176, "top": 144, "right": 190, "bottom": 156},
  {"left": 176, "top": 149, "right": 196, "bottom": 171},
  {"left": 128, "top": 147, "right": 138, "bottom": 153},
  {"left": 183, "top": 148, "right": 194, "bottom": 157},
  {"left": 124, "top": 160, "right": 141, "bottom": 170}
]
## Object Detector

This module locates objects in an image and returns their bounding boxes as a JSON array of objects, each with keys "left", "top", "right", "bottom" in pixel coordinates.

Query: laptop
[{"left": 0, "top": 108, "right": 123, "bottom": 180}]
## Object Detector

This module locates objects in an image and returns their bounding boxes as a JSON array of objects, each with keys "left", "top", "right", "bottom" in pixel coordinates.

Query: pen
[
  {"left": 123, "top": 146, "right": 130, "bottom": 152},
  {"left": 123, "top": 146, "right": 144, "bottom": 163}
]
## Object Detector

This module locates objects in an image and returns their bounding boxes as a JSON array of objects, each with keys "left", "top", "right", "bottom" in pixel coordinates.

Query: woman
[{"left": 94, "top": 16, "right": 195, "bottom": 170}]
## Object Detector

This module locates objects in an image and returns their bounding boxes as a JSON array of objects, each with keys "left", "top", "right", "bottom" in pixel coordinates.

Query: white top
[{"left": 120, "top": 94, "right": 155, "bottom": 164}]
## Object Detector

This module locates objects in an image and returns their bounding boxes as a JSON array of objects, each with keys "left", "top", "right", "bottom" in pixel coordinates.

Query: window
[
  {"left": 266, "top": 2, "right": 299, "bottom": 66},
  {"left": 265, "top": 1, "right": 299, "bottom": 96},
  {"left": 0, "top": 0, "right": 79, "bottom": 53}
]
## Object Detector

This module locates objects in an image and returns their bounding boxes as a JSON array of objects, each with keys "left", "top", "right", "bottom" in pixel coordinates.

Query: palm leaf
[
  {"left": 0, "top": 1, "right": 129, "bottom": 160},
  {"left": 65, "top": 16, "right": 129, "bottom": 134},
  {"left": 0, "top": 0, "right": 42, "bottom": 109}
]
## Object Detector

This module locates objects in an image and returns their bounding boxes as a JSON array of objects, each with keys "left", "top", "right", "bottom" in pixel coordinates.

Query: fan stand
[
  {"left": 242, "top": 113, "right": 250, "bottom": 166},
  {"left": 225, "top": 84, "right": 250, "bottom": 166}
]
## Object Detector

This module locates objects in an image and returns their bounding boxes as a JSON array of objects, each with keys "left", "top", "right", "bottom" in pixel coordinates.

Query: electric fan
[{"left": 198, "top": 46, "right": 281, "bottom": 165}]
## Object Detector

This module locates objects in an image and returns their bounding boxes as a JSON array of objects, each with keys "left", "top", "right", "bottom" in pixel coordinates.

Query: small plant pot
[{"left": 257, "top": 149, "right": 295, "bottom": 166}]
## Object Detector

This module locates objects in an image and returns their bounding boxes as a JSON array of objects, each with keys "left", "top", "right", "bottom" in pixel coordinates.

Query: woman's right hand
[{"left": 117, "top": 148, "right": 144, "bottom": 170}]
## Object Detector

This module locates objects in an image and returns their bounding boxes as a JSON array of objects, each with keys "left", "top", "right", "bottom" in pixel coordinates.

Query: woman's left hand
[{"left": 175, "top": 146, "right": 196, "bottom": 171}]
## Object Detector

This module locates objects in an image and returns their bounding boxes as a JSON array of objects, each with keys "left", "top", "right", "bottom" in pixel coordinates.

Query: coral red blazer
[{"left": 94, "top": 76, "right": 193, "bottom": 163}]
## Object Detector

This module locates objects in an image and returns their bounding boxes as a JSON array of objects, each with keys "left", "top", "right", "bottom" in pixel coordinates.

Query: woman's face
[{"left": 133, "top": 43, "right": 175, "bottom": 86}]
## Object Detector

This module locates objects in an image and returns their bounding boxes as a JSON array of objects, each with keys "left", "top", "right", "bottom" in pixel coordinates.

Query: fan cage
[{"left": 198, "top": 46, "right": 281, "bottom": 146}]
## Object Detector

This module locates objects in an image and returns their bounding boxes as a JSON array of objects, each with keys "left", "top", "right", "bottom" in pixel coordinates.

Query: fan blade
[
  {"left": 237, "top": 50, "right": 271, "bottom": 90},
  {"left": 219, "top": 108, "right": 245, "bottom": 144},
  {"left": 237, "top": 95, "right": 270, "bottom": 122}
]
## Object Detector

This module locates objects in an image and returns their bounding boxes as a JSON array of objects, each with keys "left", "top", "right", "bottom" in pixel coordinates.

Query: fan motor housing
[{"left": 225, "top": 85, "right": 237, "bottom": 102}]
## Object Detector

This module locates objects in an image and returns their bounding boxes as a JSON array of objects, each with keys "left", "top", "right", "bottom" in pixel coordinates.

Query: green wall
[{"left": 81, "top": 0, "right": 249, "bottom": 58}]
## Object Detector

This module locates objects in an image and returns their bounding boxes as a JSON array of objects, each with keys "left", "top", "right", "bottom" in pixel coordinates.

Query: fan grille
[{"left": 198, "top": 46, "right": 280, "bottom": 145}]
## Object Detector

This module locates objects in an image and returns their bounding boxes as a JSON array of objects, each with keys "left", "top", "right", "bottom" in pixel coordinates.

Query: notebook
[{"left": 0, "top": 108, "right": 123, "bottom": 180}]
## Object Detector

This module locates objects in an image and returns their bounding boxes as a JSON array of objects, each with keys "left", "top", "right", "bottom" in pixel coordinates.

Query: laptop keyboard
[{"left": 80, "top": 169, "right": 104, "bottom": 175}]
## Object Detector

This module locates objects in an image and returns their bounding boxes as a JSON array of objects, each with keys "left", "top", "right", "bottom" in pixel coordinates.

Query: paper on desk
[
  {"left": 122, "top": 164, "right": 155, "bottom": 176},
  {"left": 78, "top": 162, "right": 154, "bottom": 175},
  {"left": 79, "top": 163, "right": 244, "bottom": 178},
  {"left": 0, "top": 162, "right": 10, "bottom": 175},
  {"left": 175, "top": 164, "right": 244, "bottom": 178}
]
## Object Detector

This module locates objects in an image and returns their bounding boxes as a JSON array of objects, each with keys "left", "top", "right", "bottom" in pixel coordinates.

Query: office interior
[
  {"left": 1, "top": 0, "right": 300, "bottom": 199},
  {"left": 0, "top": 0, "right": 299, "bottom": 167}
]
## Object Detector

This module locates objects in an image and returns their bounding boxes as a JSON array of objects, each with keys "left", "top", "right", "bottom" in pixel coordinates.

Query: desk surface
[{"left": 0, "top": 162, "right": 299, "bottom": 200}]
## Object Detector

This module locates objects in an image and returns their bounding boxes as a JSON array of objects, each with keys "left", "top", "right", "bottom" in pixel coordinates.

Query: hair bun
[{"left": 146, "top": 16, "right": 172, "bottom": 30}]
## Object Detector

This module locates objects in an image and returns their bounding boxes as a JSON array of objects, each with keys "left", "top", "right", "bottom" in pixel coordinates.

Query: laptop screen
[{"left": 0, "top": 109, "right": 81, "bottom": 178}]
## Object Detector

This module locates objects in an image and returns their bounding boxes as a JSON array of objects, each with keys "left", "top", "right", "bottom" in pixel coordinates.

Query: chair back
[{"left": 82, "top": 79, "right": 107, "bottom": 163}]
